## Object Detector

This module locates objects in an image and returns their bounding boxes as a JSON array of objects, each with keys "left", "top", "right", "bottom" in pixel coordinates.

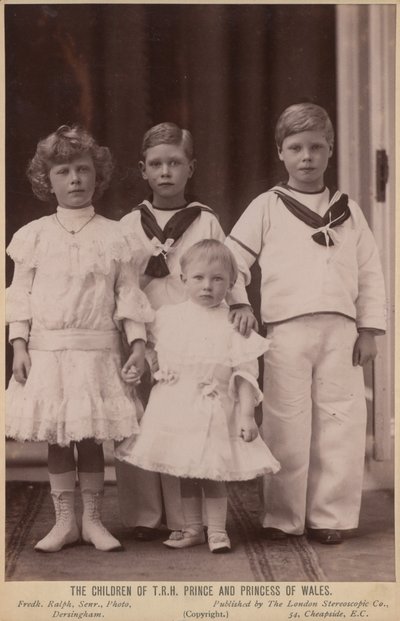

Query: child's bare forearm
[
  {"left": 121, "top": 339, "right": 146, "bottom": 384},
  {"left": 12, "top": 337, "right": 27, "bottom": 352},
  {"left": 237, "top": 377, "right": 259, "bottom": 441},
  {"left": 237, "top": 377, "right": 255, "bottom": 418}
]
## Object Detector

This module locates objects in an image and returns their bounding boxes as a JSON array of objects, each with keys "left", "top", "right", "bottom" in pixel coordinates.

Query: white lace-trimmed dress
[
  {"left": 116, "top": 300, "right": 280, "bottom": 481},
  {"left": 6, "top": 206, "right": 154, "bottom": 447}
]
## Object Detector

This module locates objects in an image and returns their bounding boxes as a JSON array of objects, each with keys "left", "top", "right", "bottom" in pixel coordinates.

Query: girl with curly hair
[{"left": 6, "top": 125, "right": 153, "bottom": 553}]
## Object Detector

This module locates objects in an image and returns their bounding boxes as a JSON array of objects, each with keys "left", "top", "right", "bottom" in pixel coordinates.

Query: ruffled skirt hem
[
  {"left": 6, "top": 391, "right": 141, "bottom": 446},
  {"left": 6, "top": 349, "right": 142, "bottom": 447},
  {"left": 115, "top": 433, "right": 281, "bottom": 481},
  {"left": 6, "top": 420, "right": 140, "bottom": 447},
  {"left": 116, "top": 457, "right": 279, "bottom": 482}
]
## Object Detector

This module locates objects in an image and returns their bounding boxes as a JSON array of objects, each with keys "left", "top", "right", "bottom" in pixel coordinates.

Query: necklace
[{"left": 54, "top": 213, "right": 96, "bottom": 235}]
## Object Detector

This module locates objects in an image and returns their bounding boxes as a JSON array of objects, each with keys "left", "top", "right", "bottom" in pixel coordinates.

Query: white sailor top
[
  {"left": 226, "top": 186, "right": 386, "bottom": 331},
  {"left": 120, "top": 200, "right": 225, "bottom": 310}
]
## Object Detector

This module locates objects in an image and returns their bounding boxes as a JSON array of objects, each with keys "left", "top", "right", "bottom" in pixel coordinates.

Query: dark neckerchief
[
  {"left": 138, "top": 202, "right": 202, "bottom": 277},
  {"left": 273, "top": 183, "right": 351, "bottom": 246}
]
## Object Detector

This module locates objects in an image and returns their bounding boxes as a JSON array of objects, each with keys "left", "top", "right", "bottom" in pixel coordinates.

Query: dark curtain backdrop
[
  {"left": 6, "top": 3, "right": 336, "bottom": 234},
  {"left": 5, "top": 3, "right": 336, "bottom": 374}
]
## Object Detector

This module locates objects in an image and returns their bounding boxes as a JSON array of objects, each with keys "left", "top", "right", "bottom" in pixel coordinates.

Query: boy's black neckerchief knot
[
  {"left": 273, "top": 185, "right": 351, "bottom": 247},
  {"left": 139, "top": 203, "right": 201, "bottom": 277}
]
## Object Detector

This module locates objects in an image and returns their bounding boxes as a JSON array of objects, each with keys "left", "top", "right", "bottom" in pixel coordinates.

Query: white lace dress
[
  {"left": 6, "top": 207, "right": 154, "bottom": 447},
  {"left": 116, "top": 300, "right": 280, "bottom": 481}
]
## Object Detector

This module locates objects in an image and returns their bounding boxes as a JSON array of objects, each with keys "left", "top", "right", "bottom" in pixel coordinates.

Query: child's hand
[
  {"left": 229, "top": 306, "right": 258, "bottom": 338},
  {"left": 12, "top": 339, "right": 31, "bottom": 384},
  {"left": 121, "top": 359, "right": 142, "bottom": 385},
  {"left": 121, "top": 340, "right": 146, "bottom": 384},
  {"left": 352, "top": 331, "right": 378, "bottom": 366},
  {"left": 240, "top": 418, "right": 259, "bottom": 442}
]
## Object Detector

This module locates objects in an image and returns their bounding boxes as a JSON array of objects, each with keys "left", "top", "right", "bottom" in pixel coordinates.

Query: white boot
[
  {"left": 80, "top": 472, "right": 122, "bottom": 552},
  {"left": 35, "top": 472, "right": 80, "bottom": 553}
]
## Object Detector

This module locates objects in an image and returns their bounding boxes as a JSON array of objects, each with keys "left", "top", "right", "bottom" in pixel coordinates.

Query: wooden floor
[{"left": 307, "top": 489, "right": 395, "bottom": 582}]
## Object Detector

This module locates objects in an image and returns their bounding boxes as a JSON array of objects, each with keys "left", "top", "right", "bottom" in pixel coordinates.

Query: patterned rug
[
  {"left": 5, "top": 480, "right": 326, "bottom": 582},
  {"left": 227, "top": 482, "right": 326, "bottom": 581}
]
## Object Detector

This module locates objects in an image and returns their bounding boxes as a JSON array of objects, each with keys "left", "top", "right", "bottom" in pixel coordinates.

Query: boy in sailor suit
[
  {"left": 115, "top": 122, "right": 225, "bottom": 540},
  {"left": 226, "top": 103, "right": 386, "bottom": 544}
]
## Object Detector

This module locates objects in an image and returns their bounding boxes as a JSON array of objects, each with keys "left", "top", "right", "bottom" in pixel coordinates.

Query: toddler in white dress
[
  {"left": 6, "top": 125, "right": 153, "bottom": 552},
  {"left": 116, "top": 240, "right": 279, "bottom": 553}
]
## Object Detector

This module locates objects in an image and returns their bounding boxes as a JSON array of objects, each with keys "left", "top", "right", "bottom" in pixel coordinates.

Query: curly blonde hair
[{"left": 27, "top": 125, "right": 114, "bottom": 202}]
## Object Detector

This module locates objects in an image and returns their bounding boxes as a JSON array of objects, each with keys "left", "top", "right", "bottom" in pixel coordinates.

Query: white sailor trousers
[
  {"left": 261, "top": 314, "right": 367, "bottom": 533},
  {"left": 115, "top": 459, "right": 184, "bottom": 530}
]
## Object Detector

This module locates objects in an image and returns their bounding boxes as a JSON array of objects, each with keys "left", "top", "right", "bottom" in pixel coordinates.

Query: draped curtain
[
  {"left": 5, "top": 4, "right": 336, "bottom": 374},
  {"left": 6, "top": 3, "right": 336, "bottom": 232}
]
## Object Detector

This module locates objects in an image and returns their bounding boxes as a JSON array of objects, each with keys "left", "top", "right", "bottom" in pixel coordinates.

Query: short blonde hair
[
  {"left": 141, "top": 122, "right": 194, "bottom": 160},
  {"left": 180, "top": 240, "right": 238, "bottom": 285},
  {"left": 27, "top": 125, "right": 113, "bottom": 202},
  {"left": 275, "top": 103, "right": 334, "bottom": 149}
]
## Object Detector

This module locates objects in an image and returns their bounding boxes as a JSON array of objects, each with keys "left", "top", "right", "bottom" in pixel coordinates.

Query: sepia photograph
[{"left": 1, "top": 1, "right": 397, "bottom": 620}]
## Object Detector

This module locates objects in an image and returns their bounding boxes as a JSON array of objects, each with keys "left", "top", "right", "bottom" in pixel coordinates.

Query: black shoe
[
  {"left": 132, "top": 526, "right": 162, "bottom": 541},
  {"left": 261, "top": 527, "right": 288, "bottom": 540},
  {"left": 307, "top": 528, "right": 342, "bottom": 545}
]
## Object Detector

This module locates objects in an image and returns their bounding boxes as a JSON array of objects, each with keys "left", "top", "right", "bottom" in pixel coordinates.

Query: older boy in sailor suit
[
  {"left": 115, "top": 123, "right": 225, "bottom": 540},
  {"left": 226, "top": 103, "right": 386, "bottom": 544}
]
